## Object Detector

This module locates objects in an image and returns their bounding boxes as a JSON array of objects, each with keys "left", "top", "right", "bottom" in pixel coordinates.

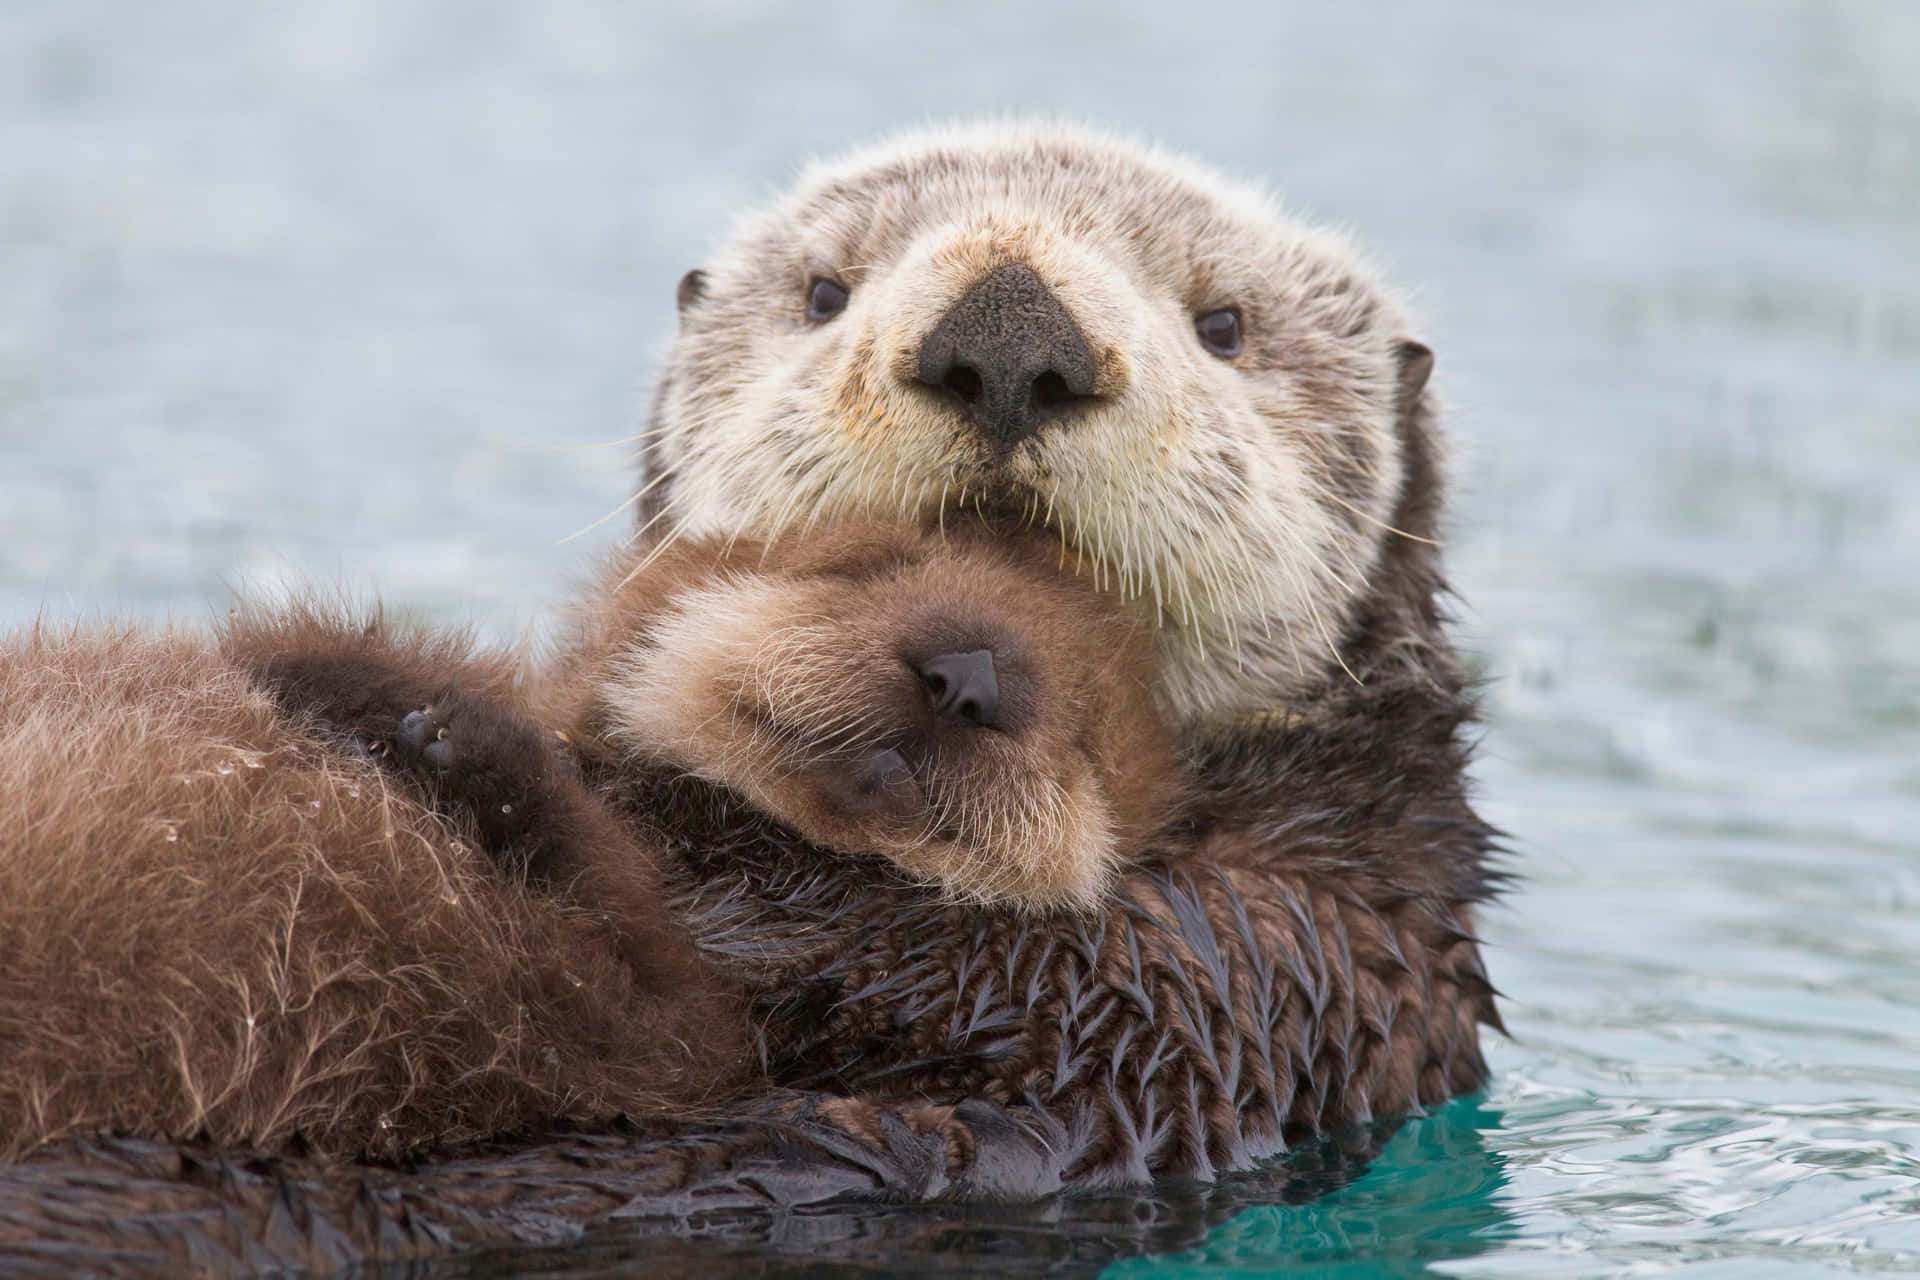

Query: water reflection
[
  {"left": 1105, "top": 1100, "right": 1512, "bottom": 1280},
  {"left": 422, "top": 1100, "right": 1511, "bottom": 1280}
]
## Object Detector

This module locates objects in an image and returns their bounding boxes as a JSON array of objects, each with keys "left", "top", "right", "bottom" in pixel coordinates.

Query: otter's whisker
[
  {"left": 559, "top": 470, "right": 675, "bottom": 546},
  {"left": 1321, "top": 490, "right": 1437, "bottom": 545}
]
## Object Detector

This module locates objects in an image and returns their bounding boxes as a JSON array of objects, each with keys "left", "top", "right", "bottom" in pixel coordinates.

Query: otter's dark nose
[
  {"left": 918, "top": 649, "right": 999, "bottom": 729},
  {"left": 916, "top": 263, "right": 1098, "bottom": 450}
]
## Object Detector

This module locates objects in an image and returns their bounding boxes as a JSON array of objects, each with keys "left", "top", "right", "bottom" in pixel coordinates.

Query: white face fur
[{"left": 643, "top": 124, "right": 1427, "bottom": 728}]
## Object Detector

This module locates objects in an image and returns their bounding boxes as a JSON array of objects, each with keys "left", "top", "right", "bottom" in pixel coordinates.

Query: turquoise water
[{"left": 2, "top": 3, "right": 1916, "bottom": 1276}]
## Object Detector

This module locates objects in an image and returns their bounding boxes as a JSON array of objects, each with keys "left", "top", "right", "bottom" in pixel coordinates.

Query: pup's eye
[
  {"left": 806, "top": 277, "right": 850, "bottom": 322},
  {"left": 1195, "top": 308, "right": 1242, "bottom": 358}
]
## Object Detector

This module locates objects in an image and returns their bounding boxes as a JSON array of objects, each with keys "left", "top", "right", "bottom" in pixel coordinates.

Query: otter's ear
[
  {"left": 1394, "top": 340, "right": 1434, "bottom": 416},
  {"left": 675, "top": 268, "right": 709, "bottom": 318}
]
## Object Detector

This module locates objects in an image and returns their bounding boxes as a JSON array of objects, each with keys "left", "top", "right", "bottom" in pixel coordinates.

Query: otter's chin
[
  {"left": 746, "top": 738, "right": 1116, "bottom": 913},
  {"left": 926, "top": 473, "right": 1052, "bottom": 534}
]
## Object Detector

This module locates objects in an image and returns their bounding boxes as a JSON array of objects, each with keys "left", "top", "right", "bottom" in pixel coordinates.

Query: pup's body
[
  {"left": 0, "top": 614, "right": 745, "bottom": 1161},
  {"left": 0, "top": 524, "right": 1174, "bottom": 1160},
  {"left": 0, "top": 123, "right": 1505, "bottom": 1270},
  {"left": 0, "top": 588, "right": 1495, "bottom": 1269}
]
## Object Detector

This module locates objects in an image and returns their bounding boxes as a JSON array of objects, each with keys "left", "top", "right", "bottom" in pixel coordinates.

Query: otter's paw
[
  {"left": 247, "top": 652, "right": 435, "bottom": 758},
  {"left": 395, "top": 704, "right": 456, "bottom": 774},
  {"left": 387, "top": 690, "right": 555, "bottom": 823}
]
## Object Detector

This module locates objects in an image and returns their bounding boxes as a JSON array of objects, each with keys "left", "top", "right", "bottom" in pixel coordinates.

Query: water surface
[{"left": 2, "top": 3, "right": 1915, "bottom": 1275}]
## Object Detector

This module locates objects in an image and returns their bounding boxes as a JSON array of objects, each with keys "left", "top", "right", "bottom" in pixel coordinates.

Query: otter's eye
[
  {"left": 806, "top": 277, "right": 850, "bottom": 323},
  {"left": 1195, "top": 308, "right": 1242, "bottom": 358}
]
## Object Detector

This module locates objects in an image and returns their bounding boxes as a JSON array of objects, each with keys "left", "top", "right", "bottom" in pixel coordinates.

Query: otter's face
[
  {"left": 645, "top": 124, "right": 1436, "bottom": 726},
  {"left": 594, "top": 533, "right": 1174, "bottom": 911}
]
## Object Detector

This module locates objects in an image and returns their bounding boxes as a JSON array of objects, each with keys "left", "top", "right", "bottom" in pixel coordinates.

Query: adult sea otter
[{"left": 0, "top": 124, "right": 1501, "bottom": 1275}]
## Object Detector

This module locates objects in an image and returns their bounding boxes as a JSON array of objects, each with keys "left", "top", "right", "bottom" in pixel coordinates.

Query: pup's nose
[
  {"left": 918, "top": 649, "right": 999, "bottom": 729},
  {"left": 915, "top": 263, "right": 1098, "bottom": 451}
]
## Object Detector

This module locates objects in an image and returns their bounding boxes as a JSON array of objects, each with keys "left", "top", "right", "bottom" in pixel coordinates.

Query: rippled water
[{"left": 3, "top": 3, "right": 1915, "bottom": 1276}]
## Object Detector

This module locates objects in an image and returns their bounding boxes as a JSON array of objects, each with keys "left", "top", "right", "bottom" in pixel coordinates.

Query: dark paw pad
[{"left": 395, "top": 707, "right": 455, "bottom": 774}]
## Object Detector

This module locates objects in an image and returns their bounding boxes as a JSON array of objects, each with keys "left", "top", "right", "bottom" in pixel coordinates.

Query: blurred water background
[{"left": 2, "top": 2, "right": 1916, "bottom": 1275}]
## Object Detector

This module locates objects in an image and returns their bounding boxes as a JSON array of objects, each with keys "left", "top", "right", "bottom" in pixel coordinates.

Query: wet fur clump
[{"left": 0, "top": 615, "right": 749, "bottom": 1161}]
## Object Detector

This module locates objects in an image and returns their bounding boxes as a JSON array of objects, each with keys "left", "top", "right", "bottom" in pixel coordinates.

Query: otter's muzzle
[{"left": 915, "top": 263, "right": 1098, "bottom": 450}]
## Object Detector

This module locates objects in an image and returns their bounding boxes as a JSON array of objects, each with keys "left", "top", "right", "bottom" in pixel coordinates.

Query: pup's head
[
  {"left": 584, "top": 526, "right": 1176, "bottom": 912},
  {"left": 642, "top": 122, "right": 1440, "bottom": 726}
]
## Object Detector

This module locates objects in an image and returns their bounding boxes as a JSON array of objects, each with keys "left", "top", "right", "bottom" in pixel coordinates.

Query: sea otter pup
[{"left": 0, "top": 523, "right": 1173, "bottom": 1162}]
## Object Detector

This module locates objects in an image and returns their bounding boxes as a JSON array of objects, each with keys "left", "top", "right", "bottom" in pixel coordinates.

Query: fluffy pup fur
[
  {"left": 0, "top": 614, "right": 749, "bottom": 1161},
  {"left": 539, "top": 523, "right": 1178, "bottom": 910},
  {"left": 0, "top": 524, "right": 1177, "bottom": 1161}
]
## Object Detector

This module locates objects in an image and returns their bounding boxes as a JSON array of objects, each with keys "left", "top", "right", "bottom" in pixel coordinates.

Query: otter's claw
[{"left": 396, "top": 708, "right": 454, "bottom": 774}]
